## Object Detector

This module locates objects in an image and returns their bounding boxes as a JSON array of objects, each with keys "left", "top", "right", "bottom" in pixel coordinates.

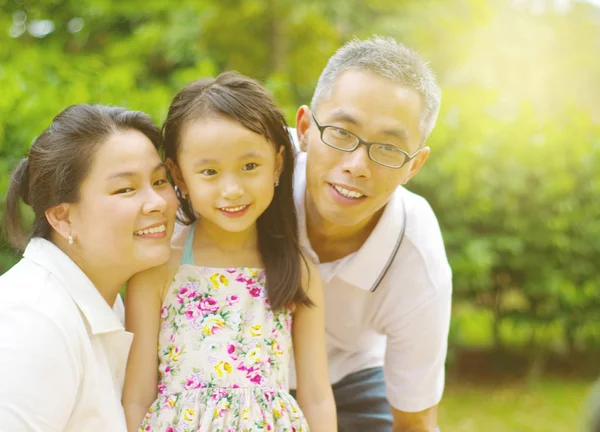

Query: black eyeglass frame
[{"left": 311, "top": 113, "right": 421, "bottom": 169}]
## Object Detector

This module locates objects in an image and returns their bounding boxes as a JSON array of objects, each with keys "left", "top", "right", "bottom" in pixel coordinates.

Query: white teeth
[
  {"left": 135, "top": 224, "right": 166, "bottom": 235},
  {"left": 334, "top": 185, "right": 364, "bottom": 199},
  {"left": 221, "top": 205, "right": 247, "bottom": 212}
]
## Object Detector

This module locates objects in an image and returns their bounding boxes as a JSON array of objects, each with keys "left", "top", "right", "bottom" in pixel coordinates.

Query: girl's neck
[{"left": 194, "top": 218, "right": 259, "bottom": 254}]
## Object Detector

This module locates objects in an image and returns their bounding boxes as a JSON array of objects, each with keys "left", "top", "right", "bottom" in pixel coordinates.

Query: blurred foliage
[{"left": 1, "top": 0, "right": 599, "bottom": 356}]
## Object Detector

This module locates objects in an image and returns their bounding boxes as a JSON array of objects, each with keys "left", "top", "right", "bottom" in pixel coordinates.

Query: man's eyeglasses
[{"left": 312, "top": 113, "right": 420, "bottom": 169}]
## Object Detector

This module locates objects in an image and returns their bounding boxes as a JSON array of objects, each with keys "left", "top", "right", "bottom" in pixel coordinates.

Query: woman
[{"left": 0, "top": 104, "right": 178, "bottom": 431}]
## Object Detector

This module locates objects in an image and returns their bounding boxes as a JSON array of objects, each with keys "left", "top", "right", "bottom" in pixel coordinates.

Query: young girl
[{"left": 123, "top": 72, "right": 337, "bottom": 432}]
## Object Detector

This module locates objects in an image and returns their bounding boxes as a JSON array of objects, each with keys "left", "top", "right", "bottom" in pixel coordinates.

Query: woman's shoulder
[{"left": 0, "top": 259, "right": 88, "bottom": 348}]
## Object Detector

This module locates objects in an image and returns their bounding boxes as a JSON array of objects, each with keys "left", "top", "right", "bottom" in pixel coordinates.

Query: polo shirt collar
[
  {"left": 23, "top": 237, "right": 124, "bottom": 335},
  {"left": 294, "top": 152, "right": 407, "bottom": 292}
]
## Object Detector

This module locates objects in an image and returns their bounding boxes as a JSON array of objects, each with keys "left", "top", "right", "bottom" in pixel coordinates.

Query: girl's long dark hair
[{"left": 162, "top": 71, "right": 311, "bottom": 311}]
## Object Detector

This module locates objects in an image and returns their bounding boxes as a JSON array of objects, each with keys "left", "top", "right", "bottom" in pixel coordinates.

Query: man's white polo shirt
[{"left": 290, "top": 152, "right": 452, "bottom": 413}]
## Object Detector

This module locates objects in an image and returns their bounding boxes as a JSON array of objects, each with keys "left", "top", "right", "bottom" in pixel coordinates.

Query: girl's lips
[{"left": 218, "top": 204, "right": 251, "bottom": 218}]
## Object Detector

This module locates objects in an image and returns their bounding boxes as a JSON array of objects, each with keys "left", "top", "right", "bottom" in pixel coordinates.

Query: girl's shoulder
[{"left": 127, "top": 244, "right": 184, "bottom": 302}]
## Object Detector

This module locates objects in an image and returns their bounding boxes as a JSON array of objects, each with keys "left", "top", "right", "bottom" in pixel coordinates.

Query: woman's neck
[{"left": 53, "top": 237, "right": 125, "bottom": 306}]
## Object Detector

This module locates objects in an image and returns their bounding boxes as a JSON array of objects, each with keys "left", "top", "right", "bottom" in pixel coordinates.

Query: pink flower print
[
  {"left": 185, "top": 302, "right": 201, "bottom": 321},
  {"left": 211, "top": 387, "right": 229, "bottom": 401},
  {"left": 246, "top": 364, "right": 263, "bottom": 385},
  {"left": 158, "top": 382, "right": 167, "bottom": 395},
  {"left": 166, "top": 428, "right": 174, "bottom": 432},
  {"left": 159, "top": 363, "right": 172, "bottom": 379},
  {"left": 235, "top": 273, "right": 250, "bottom": 284},
  {"left": 200, "top": 297, "right": 219, "bottom": 313},
  {"left": 160, "top": 306, "right": 168, "bottom": 319},
  {"left": 184, "top": 373, "right": 205, "bottom": 390},
  {"left": 249, "top": 286, "right": 262, "bottom": 298},
  {"left": 177, "top": 287, "right": 190, "bottom": 304},
  {"left": 227, "top": 344, "right": 239, "bottom": 361},
  {"left": 226, "top": 295, "right": 239, "bottom": 306},
  {"left": 225, "top": 268, "right": 237, "bottom": 273}
]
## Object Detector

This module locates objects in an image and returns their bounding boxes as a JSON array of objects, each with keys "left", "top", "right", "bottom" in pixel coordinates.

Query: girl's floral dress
[{"left": 139, "top": 224, "right": 309, "bottom": 432}]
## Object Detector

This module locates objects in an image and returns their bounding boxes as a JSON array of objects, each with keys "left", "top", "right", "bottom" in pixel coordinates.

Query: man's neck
[{"left": 305, "top": 192, "right": 383, "bottom": 263}]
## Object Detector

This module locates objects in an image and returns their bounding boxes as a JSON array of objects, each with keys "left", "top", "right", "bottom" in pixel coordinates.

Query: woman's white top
[{"left": 0, "top": 238, "right": 132, "bottom": 431}]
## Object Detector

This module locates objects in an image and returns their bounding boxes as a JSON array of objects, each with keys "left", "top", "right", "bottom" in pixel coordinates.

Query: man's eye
[
  {"left": 333, "top": 128, "right": 350, "bottom": 137},
  {"left": 242, "top": 163, "right": 258, "bottom": 171}
]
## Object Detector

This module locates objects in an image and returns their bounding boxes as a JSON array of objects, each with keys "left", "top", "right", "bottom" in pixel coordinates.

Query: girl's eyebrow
[{"left": 193, "top": 151, "right": 266, "bottom": 168}]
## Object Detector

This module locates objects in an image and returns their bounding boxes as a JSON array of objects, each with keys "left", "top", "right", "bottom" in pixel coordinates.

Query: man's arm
[
  {"left": 392, "top": 405, "right": 438, "bottom": 432},
  {"left": 380, "top": 248, "right": 452, "bottom": 432}
]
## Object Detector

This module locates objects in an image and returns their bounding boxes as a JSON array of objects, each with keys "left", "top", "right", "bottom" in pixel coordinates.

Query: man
[{"left": 290, "top": 36, "right": 452, "bottom": 432}]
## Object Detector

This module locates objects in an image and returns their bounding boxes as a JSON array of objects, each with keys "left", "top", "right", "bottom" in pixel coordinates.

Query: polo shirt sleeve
[
  {"left": 0, "top": 303, "right": 80, "bottom": 430},
  {"left": 380, "top": 250, "right": 452, "bottom": 413}
]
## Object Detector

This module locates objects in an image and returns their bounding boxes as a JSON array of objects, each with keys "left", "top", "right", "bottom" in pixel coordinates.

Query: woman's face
[{"left": 68, "top": 129, "right": 178, "bottom": 276}]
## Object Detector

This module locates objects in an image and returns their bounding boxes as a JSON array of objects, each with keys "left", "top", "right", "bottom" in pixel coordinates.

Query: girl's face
[
  {"left": 68, "top": 130, "right": 178, "bottom": 276},
  {"left": 172, "top": 116, "right": 283, "bottom": 235}
]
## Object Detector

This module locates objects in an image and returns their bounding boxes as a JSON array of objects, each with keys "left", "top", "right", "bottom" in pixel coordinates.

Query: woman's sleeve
[{"left": 0, "top": 303, "right": 80, "bottom": 431}]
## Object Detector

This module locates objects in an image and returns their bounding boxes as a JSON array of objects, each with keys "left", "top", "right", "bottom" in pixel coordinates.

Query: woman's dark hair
[
  {"left": 4, "top": 104, "right": 162, "bottom": 250},
  {"left": 162, "top": 71, "right": 311, "bottom": 311}
]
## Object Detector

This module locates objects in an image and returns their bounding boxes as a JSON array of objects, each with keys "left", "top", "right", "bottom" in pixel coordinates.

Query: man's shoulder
[{"left": 385, "top": 187, "right": 451, "bottom": 292}]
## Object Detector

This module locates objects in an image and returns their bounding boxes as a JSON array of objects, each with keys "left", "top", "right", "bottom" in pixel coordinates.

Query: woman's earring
[
  {"left": 274, "top": 179, "right": 279, "bottom": 187},
  {"left": 68, "top": 235, "right": 74, "bottom": 245}
]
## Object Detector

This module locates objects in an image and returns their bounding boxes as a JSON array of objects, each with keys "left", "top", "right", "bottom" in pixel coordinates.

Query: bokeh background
[{"left": 1, "top": 0, "right": 599, "bottom": 430}]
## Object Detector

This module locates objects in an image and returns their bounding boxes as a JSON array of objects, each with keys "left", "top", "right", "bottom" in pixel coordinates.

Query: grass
[{"left": 439, "top": 379, "right": 594, "bottom": 432}]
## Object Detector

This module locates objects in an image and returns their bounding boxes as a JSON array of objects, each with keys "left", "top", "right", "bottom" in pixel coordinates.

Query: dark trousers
[{"left": 293, "top": 367, "right": 393, "bottom": 432}]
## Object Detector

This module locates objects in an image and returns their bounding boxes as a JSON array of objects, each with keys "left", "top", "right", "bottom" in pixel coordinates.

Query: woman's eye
[
  {"left": 242, "top": 163, "right": 258, "bottom": 171},
  {"left": 115, "top": 187, "right": 134, "bottom": 195},
  {"left": 201, "top": 169, "right": 218, "bottom": 176},
  {"left": 154, "top": 178, "right": 168, "bottom": 186}
]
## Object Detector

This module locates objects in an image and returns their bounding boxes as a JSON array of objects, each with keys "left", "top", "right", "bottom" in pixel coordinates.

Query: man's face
[{"left": 297, "top": 69, "right": 430, "bottom": 228}]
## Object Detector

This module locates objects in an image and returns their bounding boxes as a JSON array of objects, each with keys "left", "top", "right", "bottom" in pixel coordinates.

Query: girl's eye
[
  {"left": 242, "top": 163, "right": 258, "bottom": 171},
  {"left": 154, "top": 178, "right": 168, "bottom": 186},
  {"left": 201, "top": 169, "right": 218, "bottom": 176}
]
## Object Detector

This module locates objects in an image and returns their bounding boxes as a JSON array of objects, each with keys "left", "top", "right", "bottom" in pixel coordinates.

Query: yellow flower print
[
  {"left": 167, "top": 396, "right": 176, "bottom": 408},
  {"left": 270, "top": 340, "right": 283, "bottom": 356},
  {"left": 249, "top": 268, "right": 259, "bottom": 278},
  {"left": 203, "top": 315, "right": 226, "bottom": 335},
  {"left": 248, "top": 346, "right": 261, "bottom": 363},
  {"left": 183, "top": 408, "right": 195, "bottom": 421},
  {"left": 242, "top": 408, "right": 249, "bottom": 421},
  {"left": 210, "top": 273, "right": 229, "bottom": 289},
  {"left": 250, "top": 324, "right": 262, "bottom": 337},
  {"left": 215, "top": 361, "right": 232, "bottom": 377},
  {"left": 167, "top": 346, "right": 181, "bottom": 362}
]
